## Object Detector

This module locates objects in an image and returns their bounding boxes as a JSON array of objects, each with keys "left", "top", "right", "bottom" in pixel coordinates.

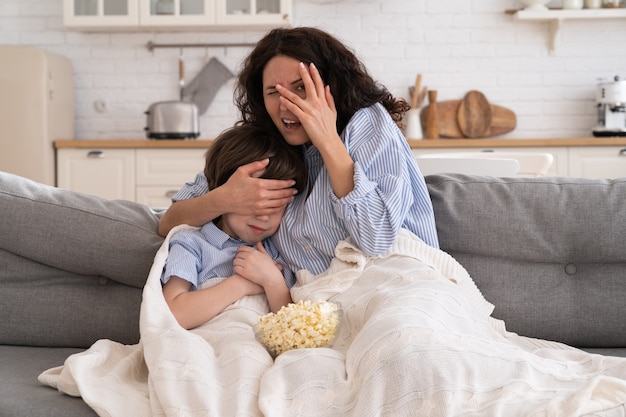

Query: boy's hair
[{"left": 204, "top": 124, "right": 308, "bottom": 194}]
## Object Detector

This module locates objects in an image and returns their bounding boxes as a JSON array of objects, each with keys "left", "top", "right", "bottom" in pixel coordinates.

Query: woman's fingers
[
  {"left": 276, "top": 62, "right": 325, "bottom": 107},
  {"left": 306, "top": 62, "right": 326, "bottom": 99}
]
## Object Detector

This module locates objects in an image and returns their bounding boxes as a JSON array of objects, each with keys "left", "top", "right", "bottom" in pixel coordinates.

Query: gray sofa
[{"left": 1, "top": 171, "right": 625, "bottom": 417}]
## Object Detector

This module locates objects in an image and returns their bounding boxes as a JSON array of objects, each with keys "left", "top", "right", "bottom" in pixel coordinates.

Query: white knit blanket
[{"left": 39, "top": 227, "right": 626, "bottom": 417}]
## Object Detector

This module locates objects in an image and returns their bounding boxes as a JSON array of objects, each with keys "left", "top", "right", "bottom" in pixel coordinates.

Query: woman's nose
[
  {"left": 279, "top": 97, "right": 289, "bottom": 112},
  {"left": 256, "top": 214, "right": 270, "bottom": 222}
]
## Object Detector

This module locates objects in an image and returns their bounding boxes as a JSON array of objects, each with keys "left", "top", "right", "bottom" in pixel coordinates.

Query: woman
[{"left": 159, "top": 26, "right": 439, "bottom": 275}]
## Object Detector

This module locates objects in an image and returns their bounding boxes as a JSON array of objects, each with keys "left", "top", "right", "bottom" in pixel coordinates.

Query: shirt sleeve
[
  {"left": 328, "top": 107, "right": 429, "bottom": 256},
  {"left": 171, "top": 172, "right": 209, "bottom": 202},
  {"left": 161, "top": 234, "right": 203, "bottom": 290},
  {"left": 262, "top": 240, "right": 297, "bottom": 289}
]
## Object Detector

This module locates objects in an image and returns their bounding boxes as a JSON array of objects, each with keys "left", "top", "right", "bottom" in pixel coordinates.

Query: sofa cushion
[
  {"left": 0, "top": 345, "right": 97, "bottom": 417},
  {"left": 426, "top": 174, "right": 626, "bottom": 348},
  {"left": 0, "top": 248, "right": 142, "bottom": 347},
  {"left": 0, "top": 171, "right": 163, "bottom": 289}
]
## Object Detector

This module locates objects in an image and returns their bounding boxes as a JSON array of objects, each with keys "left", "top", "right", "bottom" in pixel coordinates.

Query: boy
[{"left": 161, "top": 124, "right": 307, "bottom": 330}]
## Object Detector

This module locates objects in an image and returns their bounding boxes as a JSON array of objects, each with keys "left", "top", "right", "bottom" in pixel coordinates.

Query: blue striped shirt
[
  {"left": 172, "top": 103, "right": 439, "bottom": 275},
  {"left": 161, "top": 222, "right": 296, "bottom": 290}
]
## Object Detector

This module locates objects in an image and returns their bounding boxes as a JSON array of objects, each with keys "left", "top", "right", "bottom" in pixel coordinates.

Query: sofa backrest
[
  {"left": 0, "top": 171, "right": 163, "bottom": 347},
  {"left": 426, "top": 174, "right": 626, "bottom": 348},
  {"left": 3, "top": 171, "right": 625, "bottom": 349}
]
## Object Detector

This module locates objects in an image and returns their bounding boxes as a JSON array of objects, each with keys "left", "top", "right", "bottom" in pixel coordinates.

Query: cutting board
[
  {"left": 420, "top": 96, "right": 516, "bottom": 139},
  {"left": 457, "top": 91, "right": 492, "bottom": 138}
]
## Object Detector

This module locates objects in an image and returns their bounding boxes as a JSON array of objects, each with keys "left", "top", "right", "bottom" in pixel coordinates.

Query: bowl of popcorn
[{"left": 255, "top": 300, "right": 341, "bottom": 357}]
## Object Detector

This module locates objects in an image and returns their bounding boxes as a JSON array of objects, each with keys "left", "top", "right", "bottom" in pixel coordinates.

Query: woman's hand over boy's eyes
[{"left": 221, "top": 159, "right": 296, "bottom": 216}]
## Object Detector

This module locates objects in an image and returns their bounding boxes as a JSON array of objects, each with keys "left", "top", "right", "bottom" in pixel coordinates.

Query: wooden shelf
[{"left": 506, "top": 8, "right": 626, "bottom": 54}]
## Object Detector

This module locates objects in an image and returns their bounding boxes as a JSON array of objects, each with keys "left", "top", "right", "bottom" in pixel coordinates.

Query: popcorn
[{"left": 256, "top": 300, "right": 341, "bottom": 357}]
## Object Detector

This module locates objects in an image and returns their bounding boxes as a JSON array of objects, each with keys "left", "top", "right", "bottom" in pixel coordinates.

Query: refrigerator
[{"left": 0, "top": 46, "right": 74, "bottom": 186}]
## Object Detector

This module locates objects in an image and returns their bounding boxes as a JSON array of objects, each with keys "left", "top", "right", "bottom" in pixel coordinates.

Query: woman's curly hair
[{"left": 235, "top": 27, "right": 409, "bottom": 135}]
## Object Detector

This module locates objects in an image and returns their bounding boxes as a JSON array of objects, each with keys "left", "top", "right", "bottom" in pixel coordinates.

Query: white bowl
[
  {"left": 519, "top": 0, "right": 551, "bottom": 11},
  {"left": 255, "top": 300, "right": 342, "bottom": 358},
  {"left": 563, "top": 0, "right": 583, "bottom": 8}
]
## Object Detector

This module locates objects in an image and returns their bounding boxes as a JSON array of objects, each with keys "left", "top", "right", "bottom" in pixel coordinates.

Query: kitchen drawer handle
[
  {"left": 87, "top": 150, "right": 105, "bottom": 158},
  {"left": 165, "top": 190, "right": 178, "bottom": 198},
  {"left": 619, "top": 148, "right": 626, "bottom": 156}
]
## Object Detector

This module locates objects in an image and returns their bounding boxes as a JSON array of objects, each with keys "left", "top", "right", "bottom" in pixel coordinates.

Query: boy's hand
[
  {"left": 233, "top": 243, "right": 284, "bottom": 288},
  {"left": 230, "top": 273, "right": 264, "bottom": 297}
]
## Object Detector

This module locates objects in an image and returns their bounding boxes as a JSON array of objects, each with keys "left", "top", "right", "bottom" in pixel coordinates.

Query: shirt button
[{"left": 303, "top": 243, "right": 312, "bottom": 251}]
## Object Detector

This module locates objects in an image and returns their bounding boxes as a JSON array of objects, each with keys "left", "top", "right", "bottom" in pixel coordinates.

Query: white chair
[
  {"left": 416, "top": 151, "right": 554, "bottom": 177},
  {"left": 415, "top": 156, "right": 520, "bottom": 177}
]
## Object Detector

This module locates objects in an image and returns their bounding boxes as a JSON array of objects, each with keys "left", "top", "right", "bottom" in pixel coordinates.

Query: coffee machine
[{"left": 593, "top": 75, "right": 626, "bottom": 137}]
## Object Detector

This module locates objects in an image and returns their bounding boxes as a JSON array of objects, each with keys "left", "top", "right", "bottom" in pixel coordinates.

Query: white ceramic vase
[{"left": 404, "top": 109, "right": 423, "bottom": 140}]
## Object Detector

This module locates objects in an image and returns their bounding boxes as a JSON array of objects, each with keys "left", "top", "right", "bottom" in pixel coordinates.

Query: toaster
[{"left": 145, "top": 101, "right": 200, "bottom": 139}]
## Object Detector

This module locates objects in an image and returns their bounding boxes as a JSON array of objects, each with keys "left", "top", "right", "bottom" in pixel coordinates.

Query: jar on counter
[
  {"left": 603, "top": 0, "right": 624, "bottom": 7},
  {"left": 563, "top": 0, "right": 583, "bottom": 8},
  {"left": 563, "top": 0, "right": 583, "bottom": 9},
  {"left": 585, "top": 0, "right": 602, "bottom": 7}
]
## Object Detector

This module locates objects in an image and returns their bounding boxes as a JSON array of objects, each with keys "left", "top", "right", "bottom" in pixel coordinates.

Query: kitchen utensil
[
  {"left": 145, "top": 101, "right": 199, "bottom": 139},
  {"left": 411, "top": 74, "right": 423, "bottom": 109},
  {"left": 178, "top": 51, "right": 185, "bottom": 100},
  {"left": 425, "top": 90, "right": 439, "bottom": 139},
  {"left": 181, "top": 57, "right": 234, "bottom": 115},
  {"left": 421, "top": 99, "right": 516, "bottom": 138},
  {"left": 418, "top": 87, "right": 427, "bottom": 107},
  {"left": 488, "top": 106, "right": 517, "bottom": 137},
  {"left": 409, "top": 86, "right": 428, "bottom": 108},
  {"left": 457, "top": 90, "right": 492, "bottom": 138}
]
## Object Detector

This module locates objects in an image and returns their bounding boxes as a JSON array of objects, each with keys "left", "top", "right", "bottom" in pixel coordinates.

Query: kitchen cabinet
[
  {"left": 139, "top": 0, "right": 218, "bottom": 27},
  {"left": 506, "top": 8, "right": 626, "bottom": 54},
  {"left": 411, "top": 146, "right": 569, "bottom": 177},
  {"left": 408, "top": 137, "right": 626, "bottom": 178},
  {"left": 55, "top": 138, "right": 626, "bottom": 207},
  {"left": 57, "top": 148, "right": 136, "bottom": 200},
  {"left": 63, "top": 0, "right": 140, "bottom": 28},
  {"left": 568, "top": 146, "right": 626, "bottom": 178},
  {"left": 56, "top": 143, "right": 207, "bottom": 207},
  {"left": 63, "top": 0, "right": 291, "bottom": 29},
  {"left": 135, "top": 148, "right": 206, "bottom": 207},
  {"left": 215, "top": 0, "right": 291, "bottom": 26}
]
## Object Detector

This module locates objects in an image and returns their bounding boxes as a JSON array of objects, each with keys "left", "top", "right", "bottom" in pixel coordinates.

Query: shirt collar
[{"left": 200, "top": 222, "right": 248, "bottom": 250}]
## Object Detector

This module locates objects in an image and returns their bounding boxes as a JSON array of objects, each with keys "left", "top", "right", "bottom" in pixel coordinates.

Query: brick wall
[{"left": 1, "top": 0, "right": 625, "bottom": 139}]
